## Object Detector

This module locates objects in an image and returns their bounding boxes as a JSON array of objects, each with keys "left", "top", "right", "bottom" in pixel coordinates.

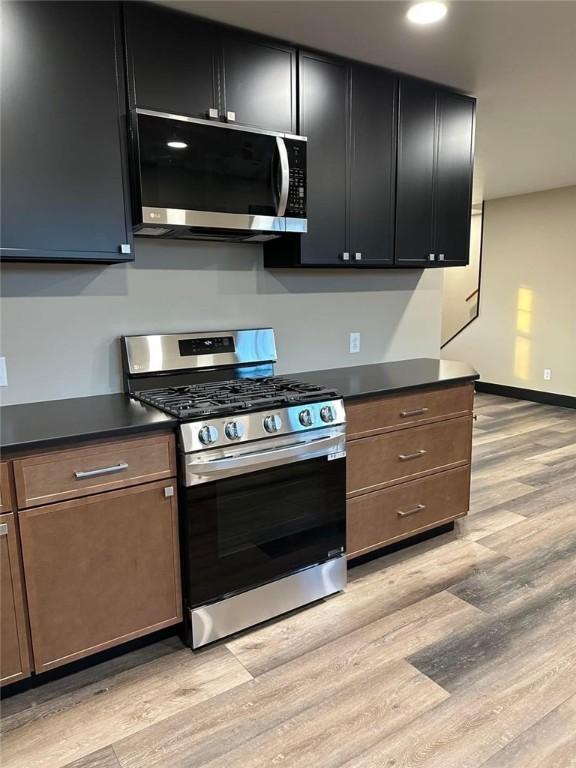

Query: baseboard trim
[{"left": 475, "top": 381, "right": 576, "bottom": 409}]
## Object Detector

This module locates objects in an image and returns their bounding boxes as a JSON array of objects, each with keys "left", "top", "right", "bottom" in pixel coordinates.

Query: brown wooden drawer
[
  {"left": 347, "top": 466, "right": 470, "bottom": 559},
  {"left": 0, "top": 463, "right": 13, "bottom": 514},
  {"left": 346, "top": 383, "right": 474, "bottom": 440},
  {"left": 14, "top": 434, "right": 176, "bottom": 509},
  {"left": 347, "top": 416, "right": 472, "bottom": 497}
]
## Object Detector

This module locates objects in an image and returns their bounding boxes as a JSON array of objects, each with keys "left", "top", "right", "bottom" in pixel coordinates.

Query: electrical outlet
[
  {"left": 349, "top": 332, "right": 361, "bottom": 354},
  {"left": 544, "top": 368, "right": 552, "bottom": 381},
  {"left": 0, "top": 357, "right": 7, "bottom": 387}
]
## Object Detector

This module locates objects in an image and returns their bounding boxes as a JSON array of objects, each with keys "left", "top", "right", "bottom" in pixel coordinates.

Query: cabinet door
[
  {"left": 434, "top": 91, "right": 475, "bottom": 266},
  {"left": 298, "top": 52, "right": 349, "bottom": 265},
  {"left": 395, "top": 77, "right": 436, "bottom": 267},
  {"left": 124, "top": 2, "right": 219, "bottom": 119},
  {"left": 1, "top": 513, "right": 32, "bottom": 686},
  {"left": 222, "top": 33, "right": 296, "bottom": 133},
  {"left": 19, "top": 481, "right": 182, "bottom": 672},
  {"left": 0, "top": 1, "right": 132, "bottom": 263},
  {"left": 349, "top": 65, "right": 396, "bottom": 265}
]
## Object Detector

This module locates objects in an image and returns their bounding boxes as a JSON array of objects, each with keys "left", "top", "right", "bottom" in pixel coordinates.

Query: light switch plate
[
  {"left": 0, "top": 357, "right": 7, "bottom": 387},
  {"left": 349, "top": 333, "right": 361, "bottom": 354}
]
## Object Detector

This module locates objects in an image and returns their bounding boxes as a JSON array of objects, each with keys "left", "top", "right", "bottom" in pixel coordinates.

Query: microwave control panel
[{"left": 285, "top": 139, "right": 307, "bottom": 219}]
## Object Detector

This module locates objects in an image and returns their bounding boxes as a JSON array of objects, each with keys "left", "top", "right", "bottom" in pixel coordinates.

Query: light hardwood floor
[{"left": 2, "top": 393, "right": 576, "bottom": 768}]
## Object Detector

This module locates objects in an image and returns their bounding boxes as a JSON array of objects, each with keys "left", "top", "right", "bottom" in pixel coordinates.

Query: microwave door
[{"left": 135, "top": 111, "right": 286, "bottom": 234}]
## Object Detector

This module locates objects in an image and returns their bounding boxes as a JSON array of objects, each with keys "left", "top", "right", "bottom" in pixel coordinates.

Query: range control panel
[{"left": 286, "top": 138, "right": 307, "bottom": 218}]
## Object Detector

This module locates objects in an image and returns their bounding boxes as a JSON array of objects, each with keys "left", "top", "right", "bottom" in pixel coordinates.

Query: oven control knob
[
  {"left": 263, "top": 414, "right": 282, "bottom": 433},
  {"left": 299, "top": 409, "right": 313, "bottom": 427},
  {"left": 198, "top": 425, "right": 219, "bottom": 445},
  {"left": 320, "top": 405, "right": 336, "bottom": 423},
  {"left": 225, "top": 421, "right": 244, "bottom": 441}
]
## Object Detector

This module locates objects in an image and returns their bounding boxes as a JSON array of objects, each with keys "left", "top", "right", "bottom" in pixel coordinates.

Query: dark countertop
[
  {"left": 0, "top": 394, "right": 177, "bottom": 454},
  {"left": 0, "top": 358, "right": 478, "bottom": 454},
  {"left": 294, "top": 358, "right": 479, "bottom": 401}
]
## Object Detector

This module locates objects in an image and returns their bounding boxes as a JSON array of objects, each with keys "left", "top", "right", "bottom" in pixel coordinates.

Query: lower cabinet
[
  {"left": 346, "top": 383, "right": 474, "bottom": 559},
  {"left": 347, "top": 467, "right": 470, "bottom": 559},
  {"left": 1, "top": 512, "right": 32, "bottom": 686},
  {"left": 19, "top": 480, "right": 182, "bottom": 672}
]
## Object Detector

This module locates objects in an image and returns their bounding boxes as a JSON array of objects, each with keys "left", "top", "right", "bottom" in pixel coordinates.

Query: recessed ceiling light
[
  {"left": 407, "top": 1, "right": 447, "bottom": 24},
  {"left": 167, "top": 141, "right": 188, "bottom": 149}
]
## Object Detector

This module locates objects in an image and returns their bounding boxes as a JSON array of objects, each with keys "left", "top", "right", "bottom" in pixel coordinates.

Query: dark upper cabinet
[
  {"left": 434, "top": 91, "right": 475, "bottom": 266},
  {"left": 349, "top": 64, "right": 396, "bottom": 265},
  {"left": 265, "top": 52, "right": 349, "bottom": 267},
  {"left": 124, "top": 3, "right": 219, "bottom": 120},
  {"left": 396, "top": 77, "right": 475, "bottom": 268},
  {"left": 125, "top": 3, "right": 296, "bottom": 133},
  {"left": 395, "top": 78, "right": 437, "bottom": 267},
  {"left": 0, "top": 1, "right": 132, "bottom": 263},
  {"left": 221, "top": 34, "right": 296, "bottom": 133}
]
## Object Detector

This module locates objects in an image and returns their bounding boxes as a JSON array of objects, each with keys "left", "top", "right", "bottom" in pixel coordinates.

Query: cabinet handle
[
  {"left": 398, "top": 449, "right": 427, "bottom": 461},
  {"left": 74, "top": 462, "right": 129, "bottom": 480},
  {"left": 340, "top": 252, "right": 350, "bottom": 262},
  {"left": 164, "top": 486, "right": 174, "bottom": 498},
  {"left": 397, "top": 504, "right": 426, "bottom": 518},
  {"left": 208, "top": 108, "right": 219, "bottom": 119},
  {"left": 400, "top": 407, "right": 429, "bottom": 418},
  {"left": 226, "top": 111, "right": 236, "bottom": 122},
  {"left": 0, "top": 523, "right": 8, "bottom": 536},
  {"left": 428, "top": 253, "right": 436, "bottom": 262}
]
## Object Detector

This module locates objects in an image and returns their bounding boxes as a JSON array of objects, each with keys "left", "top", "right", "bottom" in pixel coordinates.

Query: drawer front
[
  {"left": 14, "top": 434, "right": 176, "bottom": 509},
  {"left": 347, "top": 466, "right": 471, "bottom": 558},
  {"left": 346, "top": 383, "right": 474, "bottom": 439},
  {"left": 0, "top": 463, "right": 14, "bottom": 514},
  {"left": 347, "top": 416, "right": 472, "bottom": 496}
]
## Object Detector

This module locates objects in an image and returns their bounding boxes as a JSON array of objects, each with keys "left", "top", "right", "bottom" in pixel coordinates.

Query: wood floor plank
[
  {"left": 339, "top": 636, "right": 576, "bottom": 768},
  {"left": 113, "top": 592, "right": 482, "bottom": 768},
  {"left": 61, "top": 749, "right": 121, "bottom": 768},
  {"left": 199, "top": 661, "right": 447, "bottom": 768},
  {"left": 479, "top": 693, "right": 576, "bottom": 768},
  {"left": 456, "top": 507, "right": 526, "bottom": 541},
  {"left": 0, "top": 646, "right": 252, "bottom": 768}
]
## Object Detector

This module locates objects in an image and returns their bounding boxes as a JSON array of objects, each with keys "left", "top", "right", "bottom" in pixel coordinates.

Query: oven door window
[
  {"left": 137, "top": 114, "right": 278, "bottom": 216},
  {"left": 184, "top": 456, "right": 345, "bottom": 607}
]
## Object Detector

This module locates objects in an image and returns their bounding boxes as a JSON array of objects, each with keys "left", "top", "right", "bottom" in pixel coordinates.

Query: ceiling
[{"left": 157, "top": 0, "right": 576, "bottom": 202}]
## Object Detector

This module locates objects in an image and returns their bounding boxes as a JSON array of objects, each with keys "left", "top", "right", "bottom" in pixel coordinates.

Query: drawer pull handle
[
  {"left": 0, "top": 523, "right": 8, "bottom": 537},
  {"left": 74, "top": 462, "right": 129, "bottom": 480},
  {"left": 398, "top": 449, "right": 427, "bottom": 461},
  {"left": 397, "top": 504, "right": 426, "bottom": 518},
  {"left": 400, "top": 408, "right": 429, "bottom": 418}
]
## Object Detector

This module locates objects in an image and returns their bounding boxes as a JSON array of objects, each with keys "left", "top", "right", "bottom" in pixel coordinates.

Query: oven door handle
[
  {"left": 275, "top": 136, "right": 289, "bottom": 217},
  {"left": 185, "top": 433, "right": 344, "bottom": 479}
]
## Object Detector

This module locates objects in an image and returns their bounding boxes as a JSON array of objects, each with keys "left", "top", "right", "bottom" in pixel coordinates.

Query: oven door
[
  {"left": 181, "top": 429, "right": 346, "bottom": 608},
  {"left": 133, "top": 110, "right": 289, "bottom": 234}
]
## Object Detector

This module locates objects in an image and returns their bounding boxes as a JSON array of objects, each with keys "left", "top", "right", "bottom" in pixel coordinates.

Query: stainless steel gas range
[{"left": 121, "top": 328, "right": 346, "bottom": 649}]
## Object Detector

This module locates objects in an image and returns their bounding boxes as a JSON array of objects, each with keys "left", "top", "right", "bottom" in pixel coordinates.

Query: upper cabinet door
[
  {"left": 221, "top": 34, "right": 296, "bottom": 133},
  {"left": 395, "top": 78, "right": 437, "bottom": 267},
  {"left": 298, "top": 52, "right": 349, "bottom": 265},
  {"left": 124, "top": 2, "right": 219, "bottom": 119},
  {"left": 349, "top": 65, "right": 396, "bottom": 265},
  {"left": 434, "top": 91, "right": 475, "bottom": 266},
  {"left": 0, "top": 1, "right": 132, "bottom": 263}
]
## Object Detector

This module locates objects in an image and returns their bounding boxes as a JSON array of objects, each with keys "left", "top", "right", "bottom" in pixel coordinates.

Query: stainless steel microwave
[{"left": 130, "top": 109, "right": 307, "bottom": 242}]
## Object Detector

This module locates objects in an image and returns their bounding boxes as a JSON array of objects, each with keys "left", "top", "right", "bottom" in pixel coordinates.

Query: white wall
[
  {"left": 0, "top": 240, "right": 443, "bottom": 405},
  {"left": 443, "top": 186, "right": 576, "bottom": 396}
]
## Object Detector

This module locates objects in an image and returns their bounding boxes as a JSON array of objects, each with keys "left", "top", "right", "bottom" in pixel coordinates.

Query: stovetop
[{"left": 133, "top": 376, "right": 340, "bottom": 420}]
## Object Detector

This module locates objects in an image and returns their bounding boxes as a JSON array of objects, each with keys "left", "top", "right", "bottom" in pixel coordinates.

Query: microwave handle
[{"left": 275, "top": 136, "right": 289, "bottom": 217}]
